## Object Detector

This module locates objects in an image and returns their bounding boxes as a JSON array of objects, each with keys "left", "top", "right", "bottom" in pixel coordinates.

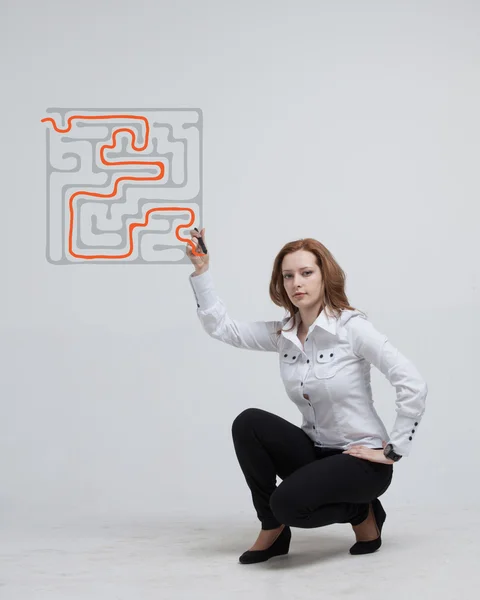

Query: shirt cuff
[
  {"left": 189, "top": 270, "right": 218, "bottom": 310},
  {"left": 388, "top": 414, "right": 422, "bottom": 457}
]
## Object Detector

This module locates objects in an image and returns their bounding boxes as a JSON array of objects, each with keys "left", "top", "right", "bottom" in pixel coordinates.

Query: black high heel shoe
[
  {"left": 239, "top": 525, "right": 291, "bottom": 564},
  {"left": 349, "top": 498, "right": 386, "bottom": 555}
]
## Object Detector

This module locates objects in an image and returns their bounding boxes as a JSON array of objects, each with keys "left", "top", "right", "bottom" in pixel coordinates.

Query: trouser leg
[
  {"left": 231, "top": 407, "right": 316, "bottom": 530},
  {"left": 269, "top": 449, "right": 394, "bottom": 528}
]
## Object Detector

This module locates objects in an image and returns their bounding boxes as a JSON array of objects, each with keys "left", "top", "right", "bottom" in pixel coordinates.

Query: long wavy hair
[{"left": 269, "top": 238, "right": 366, "bottom": 338}]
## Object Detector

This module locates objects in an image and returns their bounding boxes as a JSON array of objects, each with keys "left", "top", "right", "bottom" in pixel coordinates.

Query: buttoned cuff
[
  {"left": 189, "top": 270, "right": 218, "bottom": 310},
  {"left": 388, "top": 414, "right": 422, "bottom": 457}
]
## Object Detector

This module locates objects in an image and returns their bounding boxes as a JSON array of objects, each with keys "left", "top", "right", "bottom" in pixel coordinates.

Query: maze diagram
[{"left": 42, "top": 108, "right": 203, "bottom": 264}]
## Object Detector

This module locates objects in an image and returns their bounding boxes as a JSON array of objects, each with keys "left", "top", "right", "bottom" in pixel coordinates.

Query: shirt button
[
  {"left": 307, "top": 359, "right": 310, "bottom": 363},
  {"left": 415, "top": 422, "right": 418, "bottom": 426},
  {"left": 301, "top": 382, "right": 303, "bottom": 386},
  {"left": 197, "top": 303, "right": 200, "bottom": 307},
  {"left": 313, "top": 426, "right": 316, "bottom": 429}
]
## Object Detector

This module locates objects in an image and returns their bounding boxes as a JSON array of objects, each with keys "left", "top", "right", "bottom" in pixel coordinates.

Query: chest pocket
[
  {"left": 313, "top": 346, "right": 345, "bottom": 379},
  {"left": 279, "top": 351, "right": 301, "bottom": 379}
]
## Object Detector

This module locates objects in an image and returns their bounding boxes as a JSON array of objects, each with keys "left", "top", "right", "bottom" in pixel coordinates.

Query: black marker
[{"left": 193, "top": 227, "right": 208, "bottom": 254}]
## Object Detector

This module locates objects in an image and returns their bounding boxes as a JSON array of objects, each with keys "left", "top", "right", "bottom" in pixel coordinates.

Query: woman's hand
[
  {"left": 342, "top": 440, "right": 395, "bottom": 465},
  {"left": 186, "top": 227, "right": 209, "bottom": 273}
]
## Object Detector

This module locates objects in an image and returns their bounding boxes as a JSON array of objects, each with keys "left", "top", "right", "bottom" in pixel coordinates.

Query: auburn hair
[{"left": 268, "top": 237, "right": 367, "bottom": 338}]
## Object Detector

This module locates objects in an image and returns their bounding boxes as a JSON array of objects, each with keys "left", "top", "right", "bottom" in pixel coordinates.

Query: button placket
[{"left": 302, "top": 338, "right": 312, "bottom": 406}]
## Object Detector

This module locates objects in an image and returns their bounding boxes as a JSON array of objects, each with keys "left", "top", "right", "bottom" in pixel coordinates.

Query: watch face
[{"left": 384, "top": 444, "right": 399, "bottom": 460}]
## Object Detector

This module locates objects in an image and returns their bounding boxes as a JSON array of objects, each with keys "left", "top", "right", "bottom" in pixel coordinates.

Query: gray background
[{"left": 1, "top": 0, "right": 479, "bottom": 531}]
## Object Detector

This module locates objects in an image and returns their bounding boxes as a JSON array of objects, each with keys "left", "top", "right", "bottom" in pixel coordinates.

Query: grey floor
[{"left": 1, "top": 505, "right": 478, "bottom": 600}]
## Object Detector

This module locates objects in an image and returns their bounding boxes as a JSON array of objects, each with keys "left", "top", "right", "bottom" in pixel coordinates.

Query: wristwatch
[{"left": 384, "top": 443, "right": 402, "bottom": 462}]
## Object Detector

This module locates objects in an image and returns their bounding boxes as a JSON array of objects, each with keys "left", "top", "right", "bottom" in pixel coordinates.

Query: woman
[{"left": 186, "top": 228, "right": 428, "bottom": 564}]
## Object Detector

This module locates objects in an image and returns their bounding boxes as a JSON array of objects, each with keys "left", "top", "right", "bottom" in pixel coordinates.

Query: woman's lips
[{"left": 294, "top": 293, "right": 305, "bottom": 297}]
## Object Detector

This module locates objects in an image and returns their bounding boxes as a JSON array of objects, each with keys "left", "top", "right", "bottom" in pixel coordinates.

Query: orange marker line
[{"left": 41, "top": 114, "right": 204, "bottom": 259}]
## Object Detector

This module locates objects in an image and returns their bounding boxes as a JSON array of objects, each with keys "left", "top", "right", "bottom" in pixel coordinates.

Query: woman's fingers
[
  {"left": 189, "top": 228, "right": 206, "bottom": 249},
  {"left": 187, "top": 228, "right": 206, "bottom": 253}
]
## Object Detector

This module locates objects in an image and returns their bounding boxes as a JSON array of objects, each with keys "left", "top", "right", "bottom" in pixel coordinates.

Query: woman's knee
[{"left": 231, "top": 407, "right": 265, "bottom": 436}]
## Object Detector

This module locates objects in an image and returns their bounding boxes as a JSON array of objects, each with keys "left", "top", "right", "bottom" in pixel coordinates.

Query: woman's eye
[{"left": 284, "top": 271, "right": 312, "bottom": 279}]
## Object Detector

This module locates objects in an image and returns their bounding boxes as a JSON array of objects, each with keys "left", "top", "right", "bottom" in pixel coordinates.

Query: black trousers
[{"left": 232, "top": 408, "right": 394, "bottom": 530}]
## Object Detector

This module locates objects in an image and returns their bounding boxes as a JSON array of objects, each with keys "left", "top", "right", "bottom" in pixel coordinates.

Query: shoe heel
[
  {"left": 274, "top": 528, "right": 291, "bottom": 555},
  {"left": 375, "top": 499, "right": 386, "bottom": 534},
  {"left": 349, "top": 499, "right": 386, "bottom": 556}
]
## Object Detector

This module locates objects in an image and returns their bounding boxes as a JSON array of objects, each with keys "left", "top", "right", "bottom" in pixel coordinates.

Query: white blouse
[{"left": 189, "top": 269, "right": 428, "bottom": 457}]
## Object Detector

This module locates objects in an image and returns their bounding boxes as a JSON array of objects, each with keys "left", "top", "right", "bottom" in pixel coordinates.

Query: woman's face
[{"left": 281, "top": 250, "right": 323, "bottom": 307}]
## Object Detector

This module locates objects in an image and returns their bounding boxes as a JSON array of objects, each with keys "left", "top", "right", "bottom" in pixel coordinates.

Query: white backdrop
[{"left": 1, "top": 0, "right": 479, "bottom": 530}]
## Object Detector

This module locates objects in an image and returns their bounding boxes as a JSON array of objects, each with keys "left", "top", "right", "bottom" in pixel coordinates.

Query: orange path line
[{"left": 41, "top": 114, "right": 204, "bottom": 259}]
